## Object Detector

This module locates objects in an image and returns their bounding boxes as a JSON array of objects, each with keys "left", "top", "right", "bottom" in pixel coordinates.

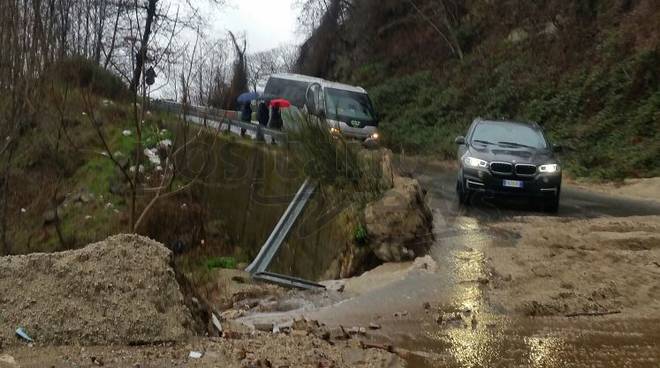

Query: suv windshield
[
  {"left": 471, "top": 122, "right": 548, "bottom": 149},
  {"left": 325, "top": 88, "right": 376, "bottom": 122}
]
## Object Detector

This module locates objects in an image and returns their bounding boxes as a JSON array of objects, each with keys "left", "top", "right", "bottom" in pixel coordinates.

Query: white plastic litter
[{"left": 189, "top": 351, "right": 203, "bottom": 359}]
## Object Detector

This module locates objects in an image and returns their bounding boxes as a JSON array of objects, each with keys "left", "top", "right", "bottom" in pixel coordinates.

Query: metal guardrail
[
  {"left": 245, "top": 179, "right": 316, "bottom": 271},
  {"left": 253, "top": 272, "right": 325, "bottom": 290},
  {"left": 152, "top": 100, "right": 288, "bottom": 143}
]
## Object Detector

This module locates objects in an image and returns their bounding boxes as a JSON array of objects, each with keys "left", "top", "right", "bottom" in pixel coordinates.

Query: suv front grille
[
  {"left": 515, "top": 164, "right": 537, "bottom": 176},
  {"left": 490, "top": 162, "right": 513, "bottom": 174}
]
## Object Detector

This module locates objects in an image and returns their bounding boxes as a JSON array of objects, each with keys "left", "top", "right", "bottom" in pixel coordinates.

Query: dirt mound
[
  {"left": 0, "top": 234, "right": 195, "bottom": 347},
  {"left": 487, "top": 216, "right": 660, "bottom": 317}
]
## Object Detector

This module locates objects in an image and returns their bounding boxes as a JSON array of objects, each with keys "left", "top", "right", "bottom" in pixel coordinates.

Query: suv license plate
[{"left": 503, "top": 180, "right": 524, "bottom": 188}]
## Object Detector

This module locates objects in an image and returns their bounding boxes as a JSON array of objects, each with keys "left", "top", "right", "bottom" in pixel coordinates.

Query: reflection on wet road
[
  {"left": 240, "top": 159, "right": 660, "bottom": 367},
  {"left": 397, "top": 159, "right": 660, "bottom": 367}
]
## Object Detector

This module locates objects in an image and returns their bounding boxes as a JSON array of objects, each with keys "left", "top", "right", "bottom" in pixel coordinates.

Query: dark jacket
[
  {"left": 268, "top": 106, "right": 283, "bottom": 130},
  {"left": 257, "top": 102, "right": 269, "bottom": 127},
  {"left": 241, "top": 102, "right": 252, "bottom": 122}
]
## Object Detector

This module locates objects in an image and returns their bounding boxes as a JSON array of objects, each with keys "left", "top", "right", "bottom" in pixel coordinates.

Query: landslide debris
[
  {"left": 487, "top": 216, "right": 660, "bottom": 317},
  {"left": 0, "top": 234, "right": 196, "bottom": 347}
]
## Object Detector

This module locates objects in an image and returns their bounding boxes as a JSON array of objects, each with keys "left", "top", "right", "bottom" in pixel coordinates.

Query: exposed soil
[
  {"left": 0, "top": 234, "right": 195, "bottom": 347},
  {"left": 486, "top": 216, "right": 660, "bottom": 317},
  {"left": 0, "top": 235, "right": 402, "bottom": 367},
  {"left": 2, "top": 333, "right": 404, "bottom": 368},
  {"left": 567, "top": 177, "right": 660, "bottom": 203}
]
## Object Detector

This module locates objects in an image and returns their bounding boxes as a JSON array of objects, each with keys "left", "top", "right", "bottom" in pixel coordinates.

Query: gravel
[{"left": 0, "top": 234, "right": 195, "bottom": 347}]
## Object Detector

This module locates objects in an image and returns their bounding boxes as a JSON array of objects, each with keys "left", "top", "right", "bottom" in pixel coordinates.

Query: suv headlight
[
  {"left": 539, "top": 164, "right": 560, "bottom": 173},
  {"left": 464, "top": 156, "right": 488, "bottom": 168}
]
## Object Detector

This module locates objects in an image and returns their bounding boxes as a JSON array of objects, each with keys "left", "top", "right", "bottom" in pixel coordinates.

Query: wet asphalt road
[
  {"left": 413, "top": 160, "right": 660, "bottom": 221},
  {"left": 307, "top": 159, "right": 660, "bottom": 367},
  {"left": 400, "top": 160, "right": 660, "bottom": 367},
  {"left": 239, "top": 158, "right": 660, "bottom": 367}
]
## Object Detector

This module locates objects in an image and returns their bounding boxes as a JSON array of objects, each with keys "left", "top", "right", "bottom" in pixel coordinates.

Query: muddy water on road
[
  {"left": 393, "top": 159, "right": 660, "bottom": 367},
  {"left": 235, "top": 158, "right": 660, "bottom": 367}
]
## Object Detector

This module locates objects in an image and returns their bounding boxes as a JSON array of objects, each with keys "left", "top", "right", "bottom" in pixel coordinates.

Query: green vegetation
[
  {"left": 353, "top": 223, "right": 368, "bottom": 246},
  {"left": 318, "top": 0, "right": 660, "bottom": 181},
  {"left": 204, "top": 256, "right": 238, "bottom": 270},
  {"left": 49, "top": 56, "right": 128, "bottom": 100},
  {"left": 357, "top": 42, "right": 659, "bottom": 181},
  {"left": 287, "top": 111, "right": 386, "bottom": 202}
]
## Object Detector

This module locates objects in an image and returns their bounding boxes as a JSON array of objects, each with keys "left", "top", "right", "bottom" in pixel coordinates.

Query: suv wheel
[
  {"left": 543, "top": 194, "right": 560, "bottom": 213},
  {"left": 457, "top": 180, "right": 470, "bottom": 206}
]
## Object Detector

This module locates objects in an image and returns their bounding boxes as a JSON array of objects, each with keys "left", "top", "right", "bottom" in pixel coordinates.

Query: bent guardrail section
[{"left": 245, "top": 179, "right": 316, "bottom": 274}]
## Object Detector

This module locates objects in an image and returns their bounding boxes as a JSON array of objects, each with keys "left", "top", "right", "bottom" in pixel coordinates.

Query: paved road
[
  {"left": 413, "top": 160, "right": 660, "bottom": 220},
  {"left": 235, "top": 157, "right": 660, "bottom": 367},
  {"left": 306, "top": 159, "right": 660, "bottom": 367}
]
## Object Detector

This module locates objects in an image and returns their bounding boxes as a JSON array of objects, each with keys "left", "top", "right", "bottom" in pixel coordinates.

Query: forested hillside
[{"left": 296, "top": 0, "right": 659, "bottom": 179}]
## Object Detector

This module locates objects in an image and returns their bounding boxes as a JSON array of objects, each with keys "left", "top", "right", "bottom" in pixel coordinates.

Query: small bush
[
  {"left": 286, "top": 111, "right": 385, "bottom": 200},
  {"left": 49, "top": 56, "right": 127, "bottom": 100},
  {"left": 353, "top": 224, "right": 368, "bottom": 246}
]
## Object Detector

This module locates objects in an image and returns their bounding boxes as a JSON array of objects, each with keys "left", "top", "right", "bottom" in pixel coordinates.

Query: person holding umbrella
[
  {"left": 240, "top": 101, "right": 252, "bottom": 137},
  {"left": 268, "top": 99, "right": 291, "bottom": 131},
  {"left": 237, "top": 92, "right": 259, "bottom": 137},
  {"left": 257, "top": 101, "right": 269, "bottom": 127}
]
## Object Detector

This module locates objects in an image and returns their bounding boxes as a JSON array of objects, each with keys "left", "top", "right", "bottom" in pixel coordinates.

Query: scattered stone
[
  {"left": 368, "top": 323, "right": 381, "bottom": 330},
  {"left": 329, "top": 326, "right": 350, "bottom": 340},
  {"left": 393, "top": 312, "right": 403, "bottom": 318},
  {"left": 540, "top": 21, "right": 558, "bottom": 36},
  {"left": 219, "top": 309, "right": 244, "bottom": 321},
  {"left": 79, "top": 192, "right": 93, "bottom": 203},
  {"left": 413, "top": 256, "right": 438, "bottom": 273},
  {"left": 507, "top": 28, "right": 529, "bottom": 43},
  {"left": 253, "top": 322, "right": 274, "bottom": 333},
  {"left": 91, "top": 356, "right": 104, "bottom": 366},
  {"left": 321, "top": 280, "right": 346, "bottom": 293}
]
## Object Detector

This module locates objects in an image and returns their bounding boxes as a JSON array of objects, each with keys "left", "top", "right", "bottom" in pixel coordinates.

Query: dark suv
[{"left": 455, "top": 119, "right": 563, "bottom": 212}]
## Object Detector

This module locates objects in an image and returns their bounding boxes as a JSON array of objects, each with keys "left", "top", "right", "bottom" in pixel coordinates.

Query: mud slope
[{"left": 0, "top": 234, "right": 195, "bottom": 346}]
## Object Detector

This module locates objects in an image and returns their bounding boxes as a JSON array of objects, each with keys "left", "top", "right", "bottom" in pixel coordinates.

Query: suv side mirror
[
  {"left": 553, "top": 144, "right": 563, "bottom": 153},
  {"left": 455, "top": 136, "right": 466, "bottom": 145}
]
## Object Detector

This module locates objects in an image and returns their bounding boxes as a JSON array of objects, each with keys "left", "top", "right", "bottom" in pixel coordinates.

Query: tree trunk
[{"left": 129, "top": 0, "right": 158, "bottom": 93}]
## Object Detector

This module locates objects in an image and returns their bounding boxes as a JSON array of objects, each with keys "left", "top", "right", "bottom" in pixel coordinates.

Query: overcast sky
[{"left": 210, "top": 0, "right": 301, "bottom": 53}]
